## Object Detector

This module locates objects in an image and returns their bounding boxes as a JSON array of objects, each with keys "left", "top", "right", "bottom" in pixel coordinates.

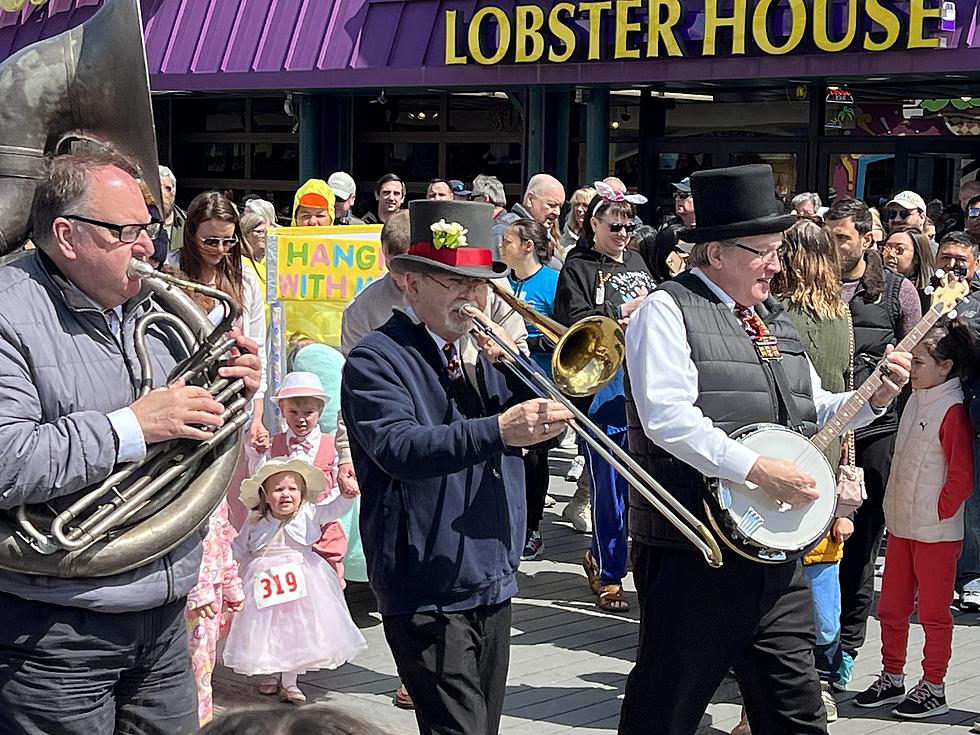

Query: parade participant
[
  {"left": 292, "top": 179, "right": 334, "bottom": 227},
  {"left": 855, "top": 323, "right": 976, "bottom": 719},
  {"left": 556, "top": 187, "right": 655, "bottom": 613},
  {"left": 501, "top": 218, "right": 561, "bottom": 560},
  {"left": 618, "top": 165, "right": 911, "bottom": 735},
  {"left": 180, "top": 191, "right": 269, "bottom": 453},
  {"left": 342, "top": 199, "right": 572, "bottom": 735},
  {"left": 362, "top": 173, "right": 405, "bottom": 225},
  {"left": 223, "top": 459, "right": 366, "bottom": 704},
  {"left": 824, "top": 198, "right": 921, "bottom": 687},
  {"left": 0, "top": 148, "right": 260, "bottom": 734}
]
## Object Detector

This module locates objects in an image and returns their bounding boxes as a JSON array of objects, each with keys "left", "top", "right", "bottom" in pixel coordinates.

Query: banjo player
[{"left": 617, "top": 165, "right": 912, "bottom": 735}]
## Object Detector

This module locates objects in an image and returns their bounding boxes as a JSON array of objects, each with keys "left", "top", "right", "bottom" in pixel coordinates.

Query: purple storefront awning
[{"left": 0, "top": 0, "right": 978, "bottom": 92}]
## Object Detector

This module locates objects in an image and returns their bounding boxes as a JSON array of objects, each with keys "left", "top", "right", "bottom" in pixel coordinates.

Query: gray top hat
[{"left": 389, "top": 200, "right": 509, "bottom": 279}]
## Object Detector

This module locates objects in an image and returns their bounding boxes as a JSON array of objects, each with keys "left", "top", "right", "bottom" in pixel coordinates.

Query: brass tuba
[{"left": 0, "top": 0, "right": 162, "bottom": 255}]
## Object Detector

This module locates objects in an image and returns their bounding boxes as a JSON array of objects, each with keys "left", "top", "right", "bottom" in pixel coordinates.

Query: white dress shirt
[{"left": 625, "top": 268, "right": 880, "bottom": 485}]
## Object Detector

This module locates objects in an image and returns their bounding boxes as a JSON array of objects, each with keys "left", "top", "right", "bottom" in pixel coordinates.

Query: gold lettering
[
  {"left": 615, "top": 0, "right": 643, "bottom": 59},
  {"left": 647, "top": 0, "right": 684, "bottom": 57},
  {"left": 908, "top": 0, "right": 941, "bottom": 49},
  {"left": 703, "top": 0, "right": 747, "bottom": 56},
  {"left": 515, "top": 5, "right": 546, "bottom": 62},
  {"left": 468, "top": 6, "right": 511, "bottom": 65},
  {"left": 0, "top": 0, "right": 27, "bottom": 9},
  {"left": 864, "top": 0, "right": 900, "bottom": 51},
  {"left": 444, "top": 10, "right": 468, "bottom": 65},
  {"left": 580, "top": 1, "right": 613, "bottom": 60},
  {"left": 814, "top": 0, "right": 856, "bottom": 52},
  {"left": 548, "top": 3, "right": 578, "bottom": 62},
  {"left": 752, "top": 0, "right": 805, "bottom": 55}
]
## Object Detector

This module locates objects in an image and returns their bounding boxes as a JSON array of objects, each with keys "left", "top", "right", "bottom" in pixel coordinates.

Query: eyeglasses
[
  {"left": 65, "top": 214, "right": 161, "bottom": 243},
  {"left": 879, "top": 241, "right": 908, "bottom": 255},
  {"left": 604, "top": 221, "right": 637, "bottom": 234},
  {"left": 251, "top": 228, "right": 267, "bottom": 238},
  {"left": 728, "top": 241, "right": 786, "bottom": 262},
  {"left": 200, "top": 236, "right": 239, "bottom": 250},
  {"left": 968, "top": 207, "right": 980, "bottom": 219},
  {"left": 426, "top": 273, "right": 485, "bottom": 293},
  {"left": 673, "top": 191, "right": 692, "bottom": 200},
  {"left": 886, "top": 208, "right": 918, "bottom": 220}
]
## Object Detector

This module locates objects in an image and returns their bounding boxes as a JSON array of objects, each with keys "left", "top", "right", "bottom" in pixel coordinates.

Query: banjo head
[{"left": 712, "top": 424, "right": 837, "bottom": 560}]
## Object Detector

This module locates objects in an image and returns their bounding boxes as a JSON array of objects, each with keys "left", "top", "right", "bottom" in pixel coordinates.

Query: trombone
[{"left": 472, "top": 283, "right": 724, "bottom": 568}]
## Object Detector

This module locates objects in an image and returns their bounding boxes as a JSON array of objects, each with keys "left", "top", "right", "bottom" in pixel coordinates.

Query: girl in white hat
[{"left": 222, "top": 458, "right": 366, "bottom": 703}]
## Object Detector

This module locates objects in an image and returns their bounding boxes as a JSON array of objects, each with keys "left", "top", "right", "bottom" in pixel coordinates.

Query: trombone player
[
  {"left": 341, "top": 200, "right": 571, "bottom": 735},
  {"left": 0, "top": 150, "right": 260, "bottom": 734}
]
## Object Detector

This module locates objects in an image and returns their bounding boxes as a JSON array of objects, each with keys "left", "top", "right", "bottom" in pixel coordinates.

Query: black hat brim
[
  {"left": 389, "top": 254, "right": 510, "bottom": 280},
  {"left": 678, "top": 213, "right": 797, "bottom": 244}
]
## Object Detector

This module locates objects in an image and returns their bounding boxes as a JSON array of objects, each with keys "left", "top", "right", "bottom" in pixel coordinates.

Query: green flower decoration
[{"left": 430, "top": 219, "right": 468, "bottom": 250}]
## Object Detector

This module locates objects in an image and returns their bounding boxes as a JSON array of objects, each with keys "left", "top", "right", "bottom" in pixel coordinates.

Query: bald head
[{"left": 523, "top": 173, "right": 566, "bottom": 230}]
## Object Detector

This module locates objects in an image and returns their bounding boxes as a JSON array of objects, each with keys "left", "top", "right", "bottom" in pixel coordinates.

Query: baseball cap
[
  {"left": 449, "top": 179, "right": 472, "bottom": 197},
  {"left": 327, "top": 171, "right": 356, "bottom": 200},
  {"left": 671, "top": 177, "right": 691, "bottom": 194},
  {"left": 886, "top": 190, "right": 927, "bottom": 212}
]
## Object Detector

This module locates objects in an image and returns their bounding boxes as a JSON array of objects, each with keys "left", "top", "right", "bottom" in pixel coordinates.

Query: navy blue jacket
[{"left": 341, "top": 310, "right": 530, "bottom": 616}]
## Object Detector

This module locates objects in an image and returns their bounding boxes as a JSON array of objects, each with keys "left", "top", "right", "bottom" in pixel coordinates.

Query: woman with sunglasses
[
  {"left": 181, "top": 192, "right": 269, "bottom": 454},
  {"left": 882, "top": 225, "right": 936, "bottom": 313},
  {"left": 555, "top": 193, "right": 656, "bottom": 613}
]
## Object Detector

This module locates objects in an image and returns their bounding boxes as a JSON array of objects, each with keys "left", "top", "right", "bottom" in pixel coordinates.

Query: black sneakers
[
  {"left": 854, "top": 673, "right": 906, "bottom": 708},
  {"left": 892, "top": 681, "right": 949, "bottom": 719},
  {"left": 521, "top": 530, "right": 544, "bottom": 561}
]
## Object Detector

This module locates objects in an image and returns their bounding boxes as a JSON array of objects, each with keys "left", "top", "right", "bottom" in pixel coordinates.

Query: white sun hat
[{"left": 239, "top": 458, "right": 326, "bottom": 510}]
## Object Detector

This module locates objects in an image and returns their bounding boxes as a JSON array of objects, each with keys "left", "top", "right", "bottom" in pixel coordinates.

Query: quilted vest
[{"left": 626, "top": 272, "right": 817, "bottom": 548}]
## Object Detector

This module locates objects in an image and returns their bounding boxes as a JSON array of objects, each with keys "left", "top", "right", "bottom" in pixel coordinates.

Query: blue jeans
[
  {"left": 588, "top": 431, "right": 629, "bottom": 584},
  {"left": 955, "top": 439, "right": 980, "bottom": 594},
  {"left": 805, "top": 561, "right": 842, "bottom": 683}
]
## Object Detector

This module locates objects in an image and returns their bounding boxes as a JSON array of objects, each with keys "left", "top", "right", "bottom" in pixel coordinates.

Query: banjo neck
[{"left": 810, "top": 300, "right": 947, "bottom": 452}]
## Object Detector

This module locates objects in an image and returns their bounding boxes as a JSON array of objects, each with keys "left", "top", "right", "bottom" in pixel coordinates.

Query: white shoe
[
  {"left": 565, "top": 455, "right": 585, "bottom": 481},
  {"left": 543, "top": 494, "right": 557, "bottom": 508},
  {"left": 961, "top": 589, "right": 980, "bottom": 609},
  {"left": 563, "top": 500, "right": 592, "bottom": 533},
  {"left": 821, "top": 681, "right": 838, "bottom": 722},
  {"left": 971, "top": 721, "right": 980, "bottom": 733}
]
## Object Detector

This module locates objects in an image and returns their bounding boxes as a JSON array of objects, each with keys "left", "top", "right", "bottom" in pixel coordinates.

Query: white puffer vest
[{"left": 884, "top": 378, "right": 966, "bottom": 542}]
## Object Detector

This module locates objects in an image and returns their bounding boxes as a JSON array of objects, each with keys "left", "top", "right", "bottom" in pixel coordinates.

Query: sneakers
[
  {"left": 893, "top": 681, "right": 948, "bottom": 719},
  {"left": 562, "top": 499, "right": 592, "bottom": 534},
  {"left": 961, "top": 589, "right": 980, "bottom": 610},
  {"left": 832, "top": 650, "right": 854, "bottom": 691},
  {"left": 543, "top": 494, "right": 557, "bottom": 508},
  {"left": 521, "top": 530, "right": 544, "bottom": 561},
  {"left": 565, "top": 454, "right": 586, "bottom": 481},
  {"left": 854, "top": 672, "right": 905, "bottom": 708},
  {"left": 820, "top": 682, "right": 838, "bottom": 722}
]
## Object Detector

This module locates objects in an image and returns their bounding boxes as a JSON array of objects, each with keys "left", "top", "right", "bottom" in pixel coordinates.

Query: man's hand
[
  {"left": 831, "top": 517, "right": 854, "bottom": 544},
  {"left": 463, "top": 305, "right": 518, "bottom": 364},
  {"left": 225, "top": 600, "right": 244, "bottom": 614},
  {"left": 337, "top": 463, "right": 360, "bottom": 498},
  {"left": 870, "top": 345, "right": 912, "bottom": 409},
  {"left": 746, "top": 456, "right": 819, "bottom": 507},
  {"left": 498, "top": 398, "right": 574, "bottom": 447},
  {"left": 130, "top": 380, "right": 225, "bottom": 443},
  {"left": 220, "top": 328, "right": 262, "bottom": 400}
]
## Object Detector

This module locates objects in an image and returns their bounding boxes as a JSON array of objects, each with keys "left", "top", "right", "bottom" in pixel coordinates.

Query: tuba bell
[{"left": 0, "top": 0, "right": 162, "bottom": 255}]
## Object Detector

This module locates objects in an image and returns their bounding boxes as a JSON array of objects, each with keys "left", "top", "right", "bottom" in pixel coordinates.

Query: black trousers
[
  {"left": 0, "top": 592, "right": 198, "bottom": 735},
  {"left": 618, "top": 545, "right": 826, "bottom": 735},
  {"left": 383, "top": 601, "right": 511, "bottom": 735},
  {"left": 523, "top": 447, "right": 550, "bottom": 532},
  {"left": 838, "top": 431, "right": 895, "bottom": 657}
]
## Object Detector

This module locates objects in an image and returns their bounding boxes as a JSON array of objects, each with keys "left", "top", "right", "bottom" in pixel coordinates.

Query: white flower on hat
[{"left": 430, "top": 219, "right": 468, "bottom": 250}]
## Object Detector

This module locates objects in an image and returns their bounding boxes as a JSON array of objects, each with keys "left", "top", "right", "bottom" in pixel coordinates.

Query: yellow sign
[{"left": 445, "top": 0, "right": 942, "bottom": 65}]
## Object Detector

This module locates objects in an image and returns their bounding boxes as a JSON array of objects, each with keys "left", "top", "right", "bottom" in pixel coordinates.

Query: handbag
[{"left": 835, "top": 310, "right": 867, "bottom": 518}]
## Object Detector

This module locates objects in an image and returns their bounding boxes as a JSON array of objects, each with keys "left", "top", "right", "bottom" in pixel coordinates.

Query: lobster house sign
[{"left": 445, "top": 0, "right": 949, "bottom": 65}]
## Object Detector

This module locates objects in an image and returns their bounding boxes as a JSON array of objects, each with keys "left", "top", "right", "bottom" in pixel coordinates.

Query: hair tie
[{"left": 592, "top": 181, "right": 648, "bottom": 218}]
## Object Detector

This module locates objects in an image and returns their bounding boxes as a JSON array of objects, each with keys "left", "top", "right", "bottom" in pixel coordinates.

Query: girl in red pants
[{"left": 855, "top": 322, "right": 976, "bottom": 719}]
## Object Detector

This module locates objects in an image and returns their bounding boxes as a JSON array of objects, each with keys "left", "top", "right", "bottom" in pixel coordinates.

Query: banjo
[{"left": 706, "top": 269, "right": 971, "bottom": 564}]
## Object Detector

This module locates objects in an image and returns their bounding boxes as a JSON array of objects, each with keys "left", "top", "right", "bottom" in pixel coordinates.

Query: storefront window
[
  {"left": 252, "top": 143, "right": 299, "bottom": 181},
  {"left": 176, "top": 142, "right": 247, "bottom": 180},
  {"left": 446, "top": 142, "right": 521, "bottom": 185},
  {"left": 653, "top": 152, "right": 712, "bottom": 222},
  {"left": 609, "top": 143, "right": 640, "bottom": 189},
  {"left": 829, "top": 153, "right": 895, "bottom": 205},
  {"left": 251, "top": 98, "right": 295, "bottom": 134},
  {"left": 667, "top": 98, "right": 808, "bottom": 137},
  {"left": 173, "top": 98, "right": 246, "bottom": 133},
  {"left": 352, "top": 141, "right": 439, "bottom": 184},
  {"left": 824, "top": 93, "right": 980, "bottom": 137},
  {"left": 730, "top": 152, "right": 797, "bottom": 200},
  {"left": 449, "top": 95, "right": 521, "bottom": 134},
  {"left": 353, "top": 95, "right": 442, "bottom": 133}
]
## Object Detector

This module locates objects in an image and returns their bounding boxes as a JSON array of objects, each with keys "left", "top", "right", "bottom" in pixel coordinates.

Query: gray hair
[
  {"left": 524, "top": 173, "right": 564, "bottom": 201},
  {"left": 158, "top": 165, "right": 176, "bottom": 187},
  {"left": 239, "top": 211, "right": 269, "bottom": 236},
  {"left": 792, "top": 192, "right": 822, "bottom": 210},
  {"left": 244, "top": 198, "right": 277, "bottom": 225},
  {"left": 688, "top": 239, "right": 741, "bottom": 269},
  {"left": 471, "top": 174, "right": 506, "bottom": 207}
]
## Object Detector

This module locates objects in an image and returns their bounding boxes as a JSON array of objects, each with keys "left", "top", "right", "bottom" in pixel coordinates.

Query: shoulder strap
[{"left": 767, "top": 358, "right": 806, "bottom": 433}]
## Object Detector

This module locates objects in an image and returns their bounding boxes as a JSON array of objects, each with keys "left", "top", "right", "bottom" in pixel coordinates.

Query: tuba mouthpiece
[{"left": 127, "top": 258, "right": 155, "bottom": 280}]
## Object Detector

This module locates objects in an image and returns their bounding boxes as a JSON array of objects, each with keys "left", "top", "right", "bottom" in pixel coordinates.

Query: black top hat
[
  {"left": 678, "top": 165, "right": 796, "bottom": 243},
  {"left": 390, "top": 200, "right": 509, "bottom": 279}
]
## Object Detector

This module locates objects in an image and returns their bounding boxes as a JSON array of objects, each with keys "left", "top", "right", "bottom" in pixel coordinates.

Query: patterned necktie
[
  {"left": 733, "top": 303, "right": 768, "bottom": 341},
  {"left": 442, "top": 342, "right": 465, "bottom": 382},
  {"left": 288, "top": 436, "right": 314, "bottom": 452}
]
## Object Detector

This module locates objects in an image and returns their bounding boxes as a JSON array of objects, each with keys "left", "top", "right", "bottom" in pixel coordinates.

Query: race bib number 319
[{"left": 253, "top": 562, "right": 307, "bottom": 609}]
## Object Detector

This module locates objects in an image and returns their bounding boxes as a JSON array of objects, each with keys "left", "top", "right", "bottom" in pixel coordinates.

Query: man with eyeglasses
[
  {"left": 0, "top": 149, "right": 261, "bottom": 734},
  {"left": 618, "top": 166, "right": 910, "bottom": 735},
  {"left": 342, "top": 200, "right": 571, "bottom": 735}
]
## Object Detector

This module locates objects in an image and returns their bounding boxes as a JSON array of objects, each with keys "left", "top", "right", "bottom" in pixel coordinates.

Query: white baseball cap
[
  {"left": 327, "top": 171, "right": 356, "bottom": 200},
  {"left": 886, "top": 190, "right": 927, "bottom": 212}
]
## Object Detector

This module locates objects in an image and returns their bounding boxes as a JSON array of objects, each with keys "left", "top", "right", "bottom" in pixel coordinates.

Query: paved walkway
[{"left": 213, "top": 454, "right": 980, "bottom": 733}]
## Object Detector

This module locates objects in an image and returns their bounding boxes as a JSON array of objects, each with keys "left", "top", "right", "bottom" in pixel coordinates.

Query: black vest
[
  {"left": 626, "top": 272, "right": 817, "bottom": 548},
  {"left": 848, "top": 263, "right": 905, "bottom": 439}
]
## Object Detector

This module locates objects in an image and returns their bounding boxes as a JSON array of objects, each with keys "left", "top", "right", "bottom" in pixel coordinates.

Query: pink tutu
[{"left": 222, "top": 543, "right": 366, "bottom": 676}]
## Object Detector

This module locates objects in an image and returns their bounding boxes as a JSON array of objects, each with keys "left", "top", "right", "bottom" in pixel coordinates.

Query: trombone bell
[{"left": 552, "top": 316, "right": 625, "bottom": 398}]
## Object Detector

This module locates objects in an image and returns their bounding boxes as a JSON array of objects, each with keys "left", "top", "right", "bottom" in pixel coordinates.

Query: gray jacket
[{"left": 0, "top": 251, "right": 204, "bottom": 612}]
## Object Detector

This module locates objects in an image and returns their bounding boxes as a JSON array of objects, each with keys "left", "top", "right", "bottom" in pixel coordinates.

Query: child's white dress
[{"left": 222, "top": 496, "right": 367, "bottom": 675}]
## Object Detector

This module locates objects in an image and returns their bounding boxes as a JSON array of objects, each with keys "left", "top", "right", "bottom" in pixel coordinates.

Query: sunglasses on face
[
  {"left": 605, "top": 222, "right": 637, "bottom": 234},
  {"left": 673, "top": 191, "right": 692, "bottom": 200},
  {"left": 969, "top": 207, "right": 980, "bottom": 219},
  {"left": 886, "top": 208, "right": 917, "bottom": 220},
  {"left": 200, "top": 237, "right": 239, "bottom": 250}
]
